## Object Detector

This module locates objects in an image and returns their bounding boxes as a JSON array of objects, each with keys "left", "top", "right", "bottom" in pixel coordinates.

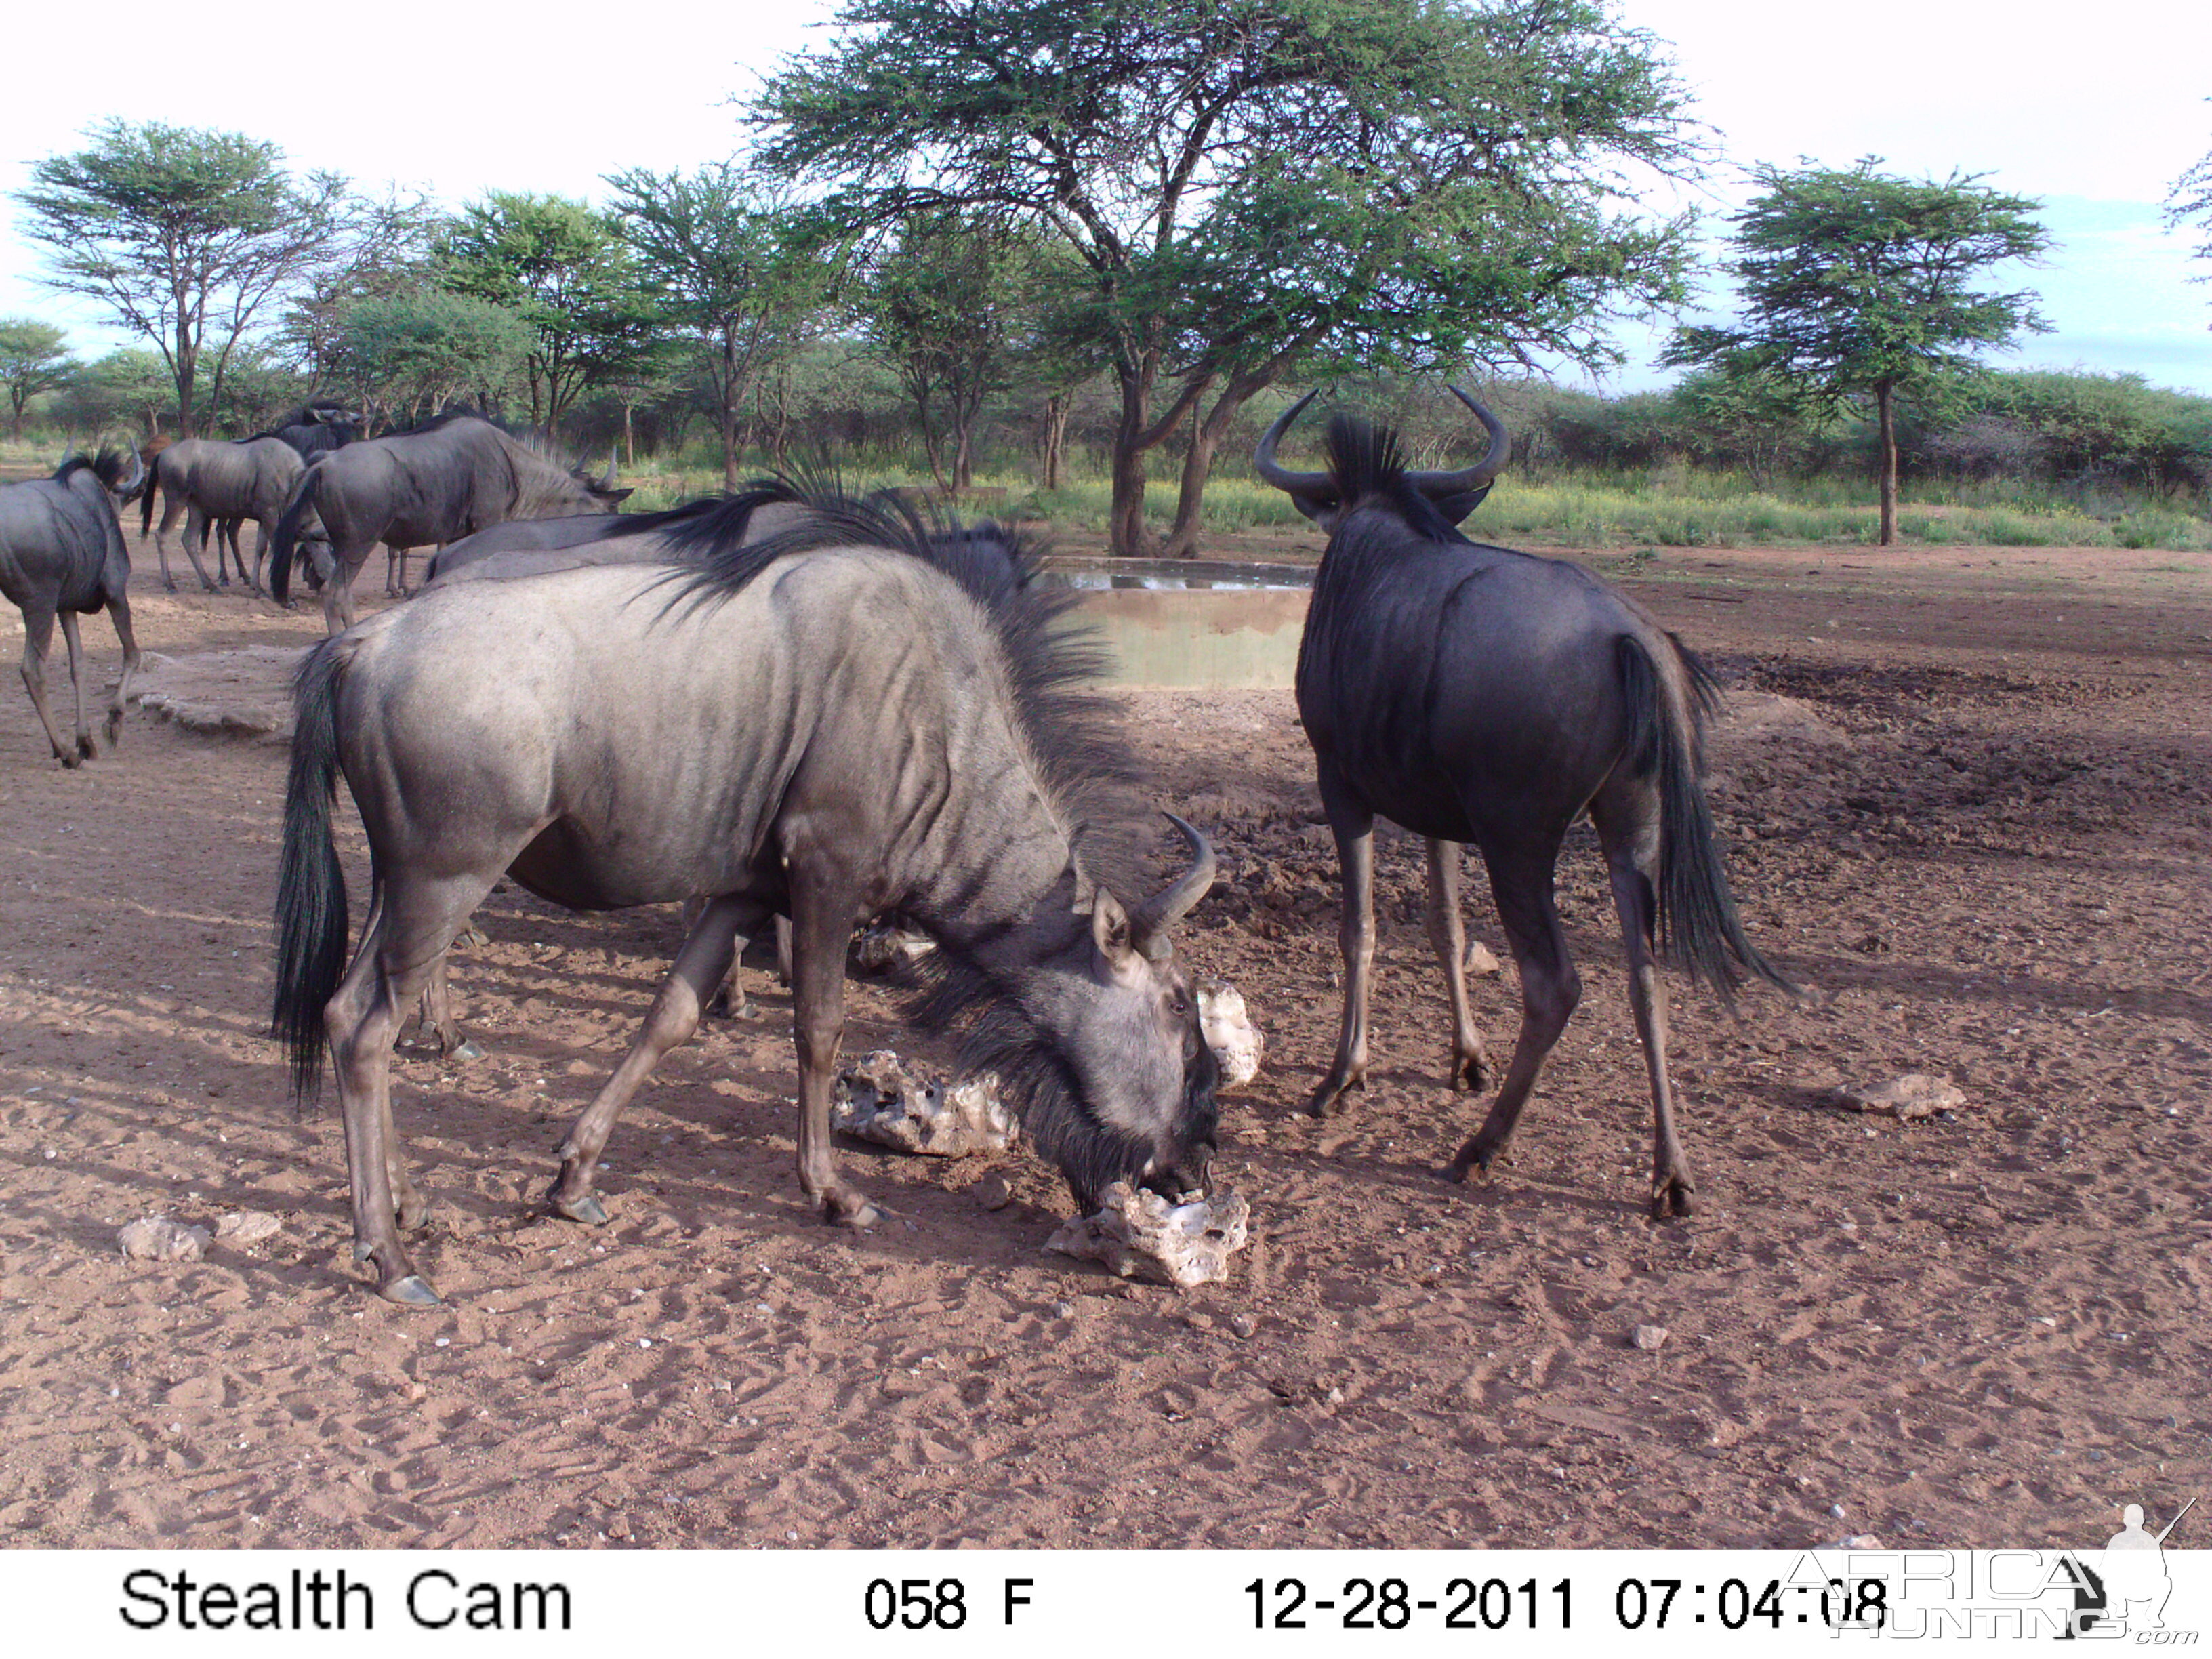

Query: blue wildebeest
[
  {"left": 272, "top": 486, "right": 1221, "bottom": 1303},
  {"left": 417, "top": 488, "right": 820, "bottom": 589},
  {"left": 0, "top": 449, "right": 145, "bottom": 766},
  {"left": 141, "top": 434, "right": 312, "bottom": 594},
  {"left": 1253, "top": 388, "right": 1790, "bottom": 1220},
  {"left": 268, "top": 413, "right": 632, "bottom": 632}
]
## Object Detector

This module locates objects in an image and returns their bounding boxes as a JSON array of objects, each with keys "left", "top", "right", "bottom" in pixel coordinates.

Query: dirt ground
[{"left": 0, "top": 524, "right": 2207, "bottom": 1551}]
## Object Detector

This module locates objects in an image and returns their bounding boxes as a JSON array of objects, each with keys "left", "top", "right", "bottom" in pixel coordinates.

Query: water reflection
[{"left": 1039, "top": 558, "right": 1313, "bottom": 591}]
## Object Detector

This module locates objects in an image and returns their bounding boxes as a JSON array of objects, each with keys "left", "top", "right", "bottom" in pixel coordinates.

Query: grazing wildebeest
[
  {"left": 141, "top": 434, "right": 310, "bottom": 594},
  {"left": 268, "top": 413, "right": 632, "bottom": 632},
  {"left": 0, "top": 449, "right": 145, "bottom": 766},
  {"left": 1253, "top": 388, "right": 1790, "bottom": 1220},
  {"left": 272, "top": 488, "right": 1220, "bottom": 1303}
]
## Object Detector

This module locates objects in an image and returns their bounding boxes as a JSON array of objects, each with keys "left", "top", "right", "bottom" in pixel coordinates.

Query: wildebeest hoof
[
  {"left": 394, "top": 1193, "right": 430, "bottom": 1232},
  {"left": 825, "top": 1193, "right": 882, "bottom": 1229},
  {"left": 58, "top": 749, "right": 82, "bottom": 769},
  {"left": 550, "top": 1189, "right": 609, "bottom": 1226},
  {"left": 1452, "top": 1054, "right": 1490, "bottom": 1092},
  {"left": 447, "top": 1039, "right": 487, "bottom": 1063},
  {"left": 1305, "top": 1073, "right": 1362, "bottom": 1118},
  {"left": 161, "top": 581, "right": 178, "bottom": 594},
  {"left": 381, "top": 1275, "right": 443, "bottom": 1307},
  {"left": 1650, "top": 1176, "right": 1696, "bottom": 1221},
  {"left": 75, "top": 736, "right": 96, "bottom": 760}
]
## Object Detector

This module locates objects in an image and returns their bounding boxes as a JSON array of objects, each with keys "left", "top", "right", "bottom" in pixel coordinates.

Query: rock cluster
[
  {"left": 832, "top": 1050, "right": 1017, "bottom": 1156},
  {"left": 1196, "top": 979, "right": 1264, "bottom": 1087},
  {"left": 1044, "top": 1181, "right": 1252, "bottom": 1288},
  {"left": 1822, "top": 1073, "right": 1965, "bottom": 1120}
]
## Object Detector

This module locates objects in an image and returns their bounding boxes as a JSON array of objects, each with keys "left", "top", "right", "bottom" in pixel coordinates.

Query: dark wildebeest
[
  {"left": 268, "top": 413, "right": 632, "bottom": 632},
  {"left": 141, "top": 435, "right": 311, "bottom": 594},
  {"left": 1254, "top": 388, "right": 1791, "bottom": 1220},
  {"left": 0, "top": 449, "right": 146, "bottom": 766},
  {"left": 272, "top": 488, "right": 1220, "bottom": 1304}
]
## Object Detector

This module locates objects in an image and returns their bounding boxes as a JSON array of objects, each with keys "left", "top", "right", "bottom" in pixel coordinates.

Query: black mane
[
  {"left": 54, "top": 448, "right": 129, "bottom": 491},
  {"left": 1324, "top": 414, "right": 1473, "bottom": 546}
]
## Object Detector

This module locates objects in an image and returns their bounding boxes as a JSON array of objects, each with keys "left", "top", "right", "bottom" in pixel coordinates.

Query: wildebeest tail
[
  {"left": 138, "top": 458, "right": 158, "bottom": 537},
  {"left": 1616, "top": 634, "right": 1795, "bottom": 1005},
  {"left": 269, "top": 466, "right": 320, "bottom": 605},
  {"left": 272, "top": 637, "right": 351, "bottom": 1103}
]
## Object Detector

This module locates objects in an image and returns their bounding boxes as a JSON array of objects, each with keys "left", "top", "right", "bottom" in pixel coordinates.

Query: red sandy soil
[{"left": 0, "top": 527, "right": 2207, "bottom": 1550}]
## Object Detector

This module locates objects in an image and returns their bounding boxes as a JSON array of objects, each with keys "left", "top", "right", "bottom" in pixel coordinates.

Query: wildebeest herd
[{"left": 1, "top": 388, "right": 1782, "bottom": 1305}]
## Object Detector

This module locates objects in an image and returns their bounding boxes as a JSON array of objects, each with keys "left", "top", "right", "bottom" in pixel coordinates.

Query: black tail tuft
[
  {"left": 272, "top": 638, "right": 352, "bottom": 1103},
  {"left": 1616, "top": 634, "right": 1795, "bottom": 1006}
]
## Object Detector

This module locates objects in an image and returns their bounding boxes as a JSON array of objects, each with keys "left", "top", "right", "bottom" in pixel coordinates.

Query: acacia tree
[
  {"left": 857, "top": 211, "right": 1065, "bottom": 489},
  {"left": 603, "top": 165, "right": 830, "bottom": 487},
  {"left": 439, "top": 193, "right": 665, "bottom": 441},
  {"left": 754, "top": 0, "right": 1700, "bottom": 556},
  {"left": 326, "top": 290, "right": 534, "bottom": 428},
  {"left": 0, "top": 319, "right": 81, "bottom": 440},
  {"left": 1666, "top": 159, "right": 2050, "bottom": 545},
  {"left": 15, "top": 121, "right": 350, "bottom": 437},
  {"left": 2170, "top": 121, "right": 2212, "bottom": 308}
]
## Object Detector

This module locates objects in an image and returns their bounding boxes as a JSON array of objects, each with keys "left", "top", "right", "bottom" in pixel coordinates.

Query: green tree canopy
[
  {"left": 604, "top": 165, "right": 832, "bottom": 485},
  {"left": 754, "top": 0, "right": 1702, "bottom": 555},
  {"left": 14, "top": 119, "right": 350, "bottom": 437},
  {"left": 52, "top": 347, "right": 176, "bottom": 436},
  {"left": 438, "top": 192, "right": 666, "bottom": 441},
  {"left": 856, "top": 211, "right": 1065, "bottom": 489},
  {"left": 0, "top": 319, "right": 82, "bottom": 440},
  {"left": 1665, "top": 158, "right": 2051, "bottom": 544},
  {"left": 327, "top": 290, "right": 535, "bottom": 427}
]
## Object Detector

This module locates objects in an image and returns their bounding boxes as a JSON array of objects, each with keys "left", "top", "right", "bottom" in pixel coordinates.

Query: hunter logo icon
[{"left": 2060, "top": 1496, "right": 2196, "bottom": 1639}]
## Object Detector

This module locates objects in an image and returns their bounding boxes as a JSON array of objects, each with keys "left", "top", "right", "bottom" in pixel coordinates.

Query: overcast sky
[{"left": 2, "top": 0, "right": 2207, "bottom": 392}]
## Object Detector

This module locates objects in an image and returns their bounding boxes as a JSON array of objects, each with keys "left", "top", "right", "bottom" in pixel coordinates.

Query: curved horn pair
[
  {"left": 1132, "top": 813, "right": 1217, "bottom": 962},
  {"left": 1250, "top": 385, "right": 1512, "bottom": 501}
]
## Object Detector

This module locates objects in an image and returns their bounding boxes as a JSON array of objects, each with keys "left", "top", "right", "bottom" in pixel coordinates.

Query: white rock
[
  {"left": 214, "top": 1210, "right": 281, "bottom": 1246},
  {"left": 1632, "top": 1323, "right": 1670, "bottom": 1351},
  {"left": 118, "top": 1216, "right": 211, "bottom": 1261},
  {"left": 1823, "top": 1073, "right": 1965, "bottom": 1120},
  {"left": 1044, "top": 1181, "right": 1252, "bottom": 1288},
  {"left": 832, "top": 1050, "right": 1016, "bottom": 1155},
  {"left": 1463, "top": 939, "right": 1502, "bottom": 977},
  {"left": 1197, "top": 979, "right": 1264, "bottom": 1088}
]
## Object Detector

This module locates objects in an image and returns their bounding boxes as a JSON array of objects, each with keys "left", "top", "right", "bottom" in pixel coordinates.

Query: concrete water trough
[{"left": 1042, "top": 557, "right": 1312, "bottom": 689}]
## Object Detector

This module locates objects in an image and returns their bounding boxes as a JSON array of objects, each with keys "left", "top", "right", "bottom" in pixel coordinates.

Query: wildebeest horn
[
  {"left": 119, "top": 447, "right": 144, "bottom": 497},
  {"left": 1132, "top": 813, "right": 1217, "bottom": 961},
  {"left": 601, "top": 449, "right": 618, "bottom": 491},
  {"left": 1406, "top": 386, "right": 1511, "bottom": 498},
  {"left": 1251, "top": 390, "right": 1331, "bottom": 498}
]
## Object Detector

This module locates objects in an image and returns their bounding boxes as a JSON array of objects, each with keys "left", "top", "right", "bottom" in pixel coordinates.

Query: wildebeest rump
[
  {"left": 268, "top": 413, "right": 632, "bottom": 632},
  {"left": 1255, "top": 389, "right": 1790, "bottom": 1219},
  {"left": 272, "top": 488, "right": 1220, "bottom": 1304},
  {"left": 142, "top": 435, "right": 309, "bottom": 594},
  {"left": 0, "top": 449, "right": 145, "bottom": 765}
]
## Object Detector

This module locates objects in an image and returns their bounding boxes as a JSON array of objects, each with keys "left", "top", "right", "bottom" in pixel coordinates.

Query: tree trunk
[
  {"left": 1109, "top": 368, "right": 1156, "bottom": 556},
  {"left": 622, "top": 401, "right": 635, "bottom": 468},
  {"left": 1875, "top": 381, "right": 1898, "bottom": 547},
  {"left": 719, "top": 330, "right": 741, "bottom": 489},
  {"left": 1040, "top": 392, "right": 1069, "bottom": 492},
  {"left": 1162, "top": 369, "right": 1279, "bottom": 558}
]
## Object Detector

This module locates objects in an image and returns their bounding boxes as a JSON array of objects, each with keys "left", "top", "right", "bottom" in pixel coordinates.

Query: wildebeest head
[
  {"left": 84, "top": 445, "right": 146, "bottom": 506},
  {"left": 1254, "top": 384, "right": 1511, "bottom": 532},
  {"left": 963, "top": 815, "right": 1222, "bottom": 1210},
  {"left": 572, "top": 450, "right": 632, "bottom": 508}
]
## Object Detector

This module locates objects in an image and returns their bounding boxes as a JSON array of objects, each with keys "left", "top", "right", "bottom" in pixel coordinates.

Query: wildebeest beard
[{"left": 920, "top": 962, "right": 1219, "bottom": 1209}]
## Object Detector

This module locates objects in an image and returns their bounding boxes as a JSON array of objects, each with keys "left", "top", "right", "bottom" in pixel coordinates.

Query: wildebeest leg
[
  {"left": 413, "top": 951, "right": 483, "bottom": 1060},
  {"left": 14, "top": 605, "right": 77, "bottom": 765},
  {"left": 1447, "top": 844, "right": 1581, "bottom": 1183},
  {"left": 787, "top": 872, "right": 879, "bottom": 1225},
  {"left": 1309, "top": 769, "right": 1376, "bottom": 1116},
  {"left": 386, "top": 545, "right": 410, "bottom": 598},
  {"left": 249, "top": 518, "right": 274, "bottom": 595},
  {"left": 152, "top": 494, "right": 184, "bottom": 592},
  {"left": 775, "top": 914, "right": 794, "bottom": 986},
  {"left": 220, "top": 520, "right": 249, "bottom": 588},
  {"left": 176, "top": 504, "right": 219, "bottom": 592},
  {"left": 104, "top": 592, "right": 142, "bottom": 747},
  {"left": 685, "top": 896, "right": 750, "bottom": 1017},
  {"left": 321, "top": 552, "right": 361, "bottom": 636},
  {"left": 329, "top": 875, "right": 494, "bottom": 1304},
  {"left": 548, "top": 895, "right": 758, "bottom": 1225},
  {"left": 1594, "top": 797, "right": 1694, "bottom": 1219},
  {"left": 1425, "top": 839, "right": 1489, "bottom": 1091},
  {"left": 55, "top": 611, "right": 94, "bottom": 760}
]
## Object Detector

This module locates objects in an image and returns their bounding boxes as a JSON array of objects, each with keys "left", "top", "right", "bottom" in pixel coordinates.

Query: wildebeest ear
[
  {"left": 602, "top": 487, "right": 634, "bottom": 504},
  {"left": 1288, "top": 493, "right": 1336, "bottom": 525},
  {"left": 1090, "top": 890, "right": 1141, "bottom": 980},
  {"left": 1430, "top": 482, "right": 1492, "bottom": 525}
]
